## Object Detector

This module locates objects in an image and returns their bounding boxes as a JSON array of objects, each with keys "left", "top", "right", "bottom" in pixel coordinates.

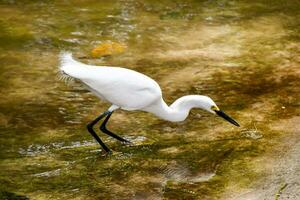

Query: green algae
[{"left": 0, "top": 0, "right": 300, "bottom": 199}]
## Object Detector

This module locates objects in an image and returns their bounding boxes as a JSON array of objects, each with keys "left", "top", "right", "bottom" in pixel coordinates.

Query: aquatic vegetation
[{"left": 0, "top": 0, "right": 299, "bottom": 199}]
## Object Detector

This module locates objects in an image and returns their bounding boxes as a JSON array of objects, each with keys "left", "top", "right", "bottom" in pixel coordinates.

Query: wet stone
[{"left": 240, "top": 129, "right": 263, "bottom": 140}]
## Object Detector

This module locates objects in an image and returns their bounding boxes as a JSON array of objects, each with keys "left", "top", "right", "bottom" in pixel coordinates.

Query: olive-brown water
[{"left": 0, "top": 0, "right": 300, "bottom": 199}]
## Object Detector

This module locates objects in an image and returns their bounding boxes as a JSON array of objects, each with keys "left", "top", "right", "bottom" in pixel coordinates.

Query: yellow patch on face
[{"left": 211, "top": 105, "right": 220, "bottom": 111}]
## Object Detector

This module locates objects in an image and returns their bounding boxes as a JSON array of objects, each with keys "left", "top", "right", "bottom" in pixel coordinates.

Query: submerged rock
[
  {"left": 91, "top": 42, "right": 125, "bottom": 57},
  {"left": 32, "top": 169, "right": 61, "bottom": 177},
  {"left": 160, "top": 163, "right": 216, "bottom": 183},
  {"left": 0, "top": 191, "right": 29, "bottom": 200},
  {"left": 240, "top": 129, "right": 263, "bottom": 140}
]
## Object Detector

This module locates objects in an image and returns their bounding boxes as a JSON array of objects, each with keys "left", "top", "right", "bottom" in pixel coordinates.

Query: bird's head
[{"left": 199, "top": 96, "right": 240, "bottom": 127}]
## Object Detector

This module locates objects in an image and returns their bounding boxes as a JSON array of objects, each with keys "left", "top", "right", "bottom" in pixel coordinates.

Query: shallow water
[{"left": 0, "top": 0, "right": 300, "bottom": 199}]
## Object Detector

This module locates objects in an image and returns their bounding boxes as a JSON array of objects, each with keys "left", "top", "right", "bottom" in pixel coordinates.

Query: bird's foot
[
  {"left": 100, "top": 150, "right": 113, "bottom": 157},
  {"left": 121, "top": 139, "right": 132, "bottom": 145},
  {"left": 104, "top": 150, "right": 125, "bottom": 158}
]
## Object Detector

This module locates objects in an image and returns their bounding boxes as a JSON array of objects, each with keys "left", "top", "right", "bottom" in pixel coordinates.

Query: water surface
[{"left": 0, "top": 0, "right": 300, "bottom": 199}]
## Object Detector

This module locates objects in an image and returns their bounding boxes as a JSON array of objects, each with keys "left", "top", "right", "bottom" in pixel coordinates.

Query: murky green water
[{"left": 1, "top": 0, "right": 300, "bottom": 199}]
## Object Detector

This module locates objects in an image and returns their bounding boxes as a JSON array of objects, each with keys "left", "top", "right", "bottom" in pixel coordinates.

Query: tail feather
[
  {"left": 59, "top": 51, "right": 85, "bottom": 80},
  {"left": 59, "top": 51, "right": 75, "bottom": 68}
]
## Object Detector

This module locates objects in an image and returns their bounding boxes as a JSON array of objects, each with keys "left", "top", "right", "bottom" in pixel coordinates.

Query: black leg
[
  {"left": 87, "top": 111, "right": 111, "bottom": 153},
  {"left": 100, "top": 112, "right": 131, "bottom": 144}
]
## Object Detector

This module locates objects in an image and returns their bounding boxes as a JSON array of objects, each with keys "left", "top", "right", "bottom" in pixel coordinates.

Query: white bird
[{"left": 59, "top": 52, "right": 239, "bottom": 153}]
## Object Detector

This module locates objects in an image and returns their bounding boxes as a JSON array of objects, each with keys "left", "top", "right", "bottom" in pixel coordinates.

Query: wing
[{"left": 80, "top": 66, "right": 162, "bottom": 110}]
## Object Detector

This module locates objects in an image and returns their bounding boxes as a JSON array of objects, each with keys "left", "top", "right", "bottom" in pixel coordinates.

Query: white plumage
[
  {"left": 61, "top": 53, "right": 161, "bottom": 110},
  {"left": 59, "top": 52, "right": 239, "bottom": 153}
]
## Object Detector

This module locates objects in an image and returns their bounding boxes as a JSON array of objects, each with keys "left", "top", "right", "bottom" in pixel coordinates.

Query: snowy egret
[{"left": 59, "top": 52, "right": 239, "bottom": 153}]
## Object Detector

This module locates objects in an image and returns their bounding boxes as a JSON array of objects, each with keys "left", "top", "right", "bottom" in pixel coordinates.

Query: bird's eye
[{"left": 211, "top": 105, "right": 219, "bottom": 111}]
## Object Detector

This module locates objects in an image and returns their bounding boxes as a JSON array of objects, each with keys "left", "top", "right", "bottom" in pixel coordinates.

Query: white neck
[{"left": 145, "top": 95, "right": 212, "bottom": 122}]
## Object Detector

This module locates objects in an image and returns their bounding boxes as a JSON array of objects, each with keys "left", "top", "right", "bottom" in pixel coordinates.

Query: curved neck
[{"left": 145, "top": 95, "right": 210, "bottom": 122}]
